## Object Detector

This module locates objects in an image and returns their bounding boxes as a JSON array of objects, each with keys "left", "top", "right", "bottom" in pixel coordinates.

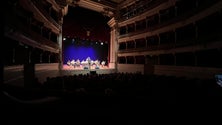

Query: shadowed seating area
[
  {"left": 2, "top": 73, "right": 222, "bottom": 108},
  {"left": 1, "top": 73, "right": 222, "bottom": 124}
]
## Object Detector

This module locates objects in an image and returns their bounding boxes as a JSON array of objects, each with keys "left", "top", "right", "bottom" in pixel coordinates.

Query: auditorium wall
[
  {"left": 154, "top": 65, "right": 222, "bottom": 79},
  {"left": 117, "top": 64, "right": 144, "bottom": 74}
]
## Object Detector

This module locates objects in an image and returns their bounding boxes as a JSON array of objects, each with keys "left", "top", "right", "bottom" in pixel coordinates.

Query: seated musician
[
  {"left": 67, "top": 60, "right": 71, "bottom": 66},
  {"left": 86, "top": 57, "right": 91, "bottom": 69},
  {"left": 101, "top": 61, "right": 105, "bottom": 67},
  {"left": 71, "top": 59, "right": 75, "bottom": 68},
  {"left": 76, "top": 59, "right": 80, "bottom": 67},
  {"left": 94, "top": 60, "right": 100, "bottom": 69}
]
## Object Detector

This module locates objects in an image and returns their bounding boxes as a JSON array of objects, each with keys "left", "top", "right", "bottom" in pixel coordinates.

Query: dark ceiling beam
[{"left": 68, "top": 0, "right": 115, "bottom": 17}]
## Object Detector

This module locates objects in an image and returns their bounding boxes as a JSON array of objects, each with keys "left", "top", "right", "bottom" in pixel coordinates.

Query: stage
[
  {"left": 63, "top": 64, "right": 109, "bottom": 70},
  {"left": 4, "top": 63, "right": 116, "bottom": 86},
  {"left": 62, "top": 64, "right": 116, "bottom": 75}
]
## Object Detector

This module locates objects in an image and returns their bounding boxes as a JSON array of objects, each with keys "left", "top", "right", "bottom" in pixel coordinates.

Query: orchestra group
[{"left": 67, "top": 57, "right": 105, "bottom": 69}]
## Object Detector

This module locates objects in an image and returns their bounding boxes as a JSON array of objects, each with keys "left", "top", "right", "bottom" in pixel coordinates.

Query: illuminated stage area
[
  {"left": 63, "top": 37, "right": 109, "bottom": 70},
  {"left": 63, "top": 64, "right": 109, "bottom": 70},
  {"left": 62, "top": 57, "right": 114, "bottom": 76},
  {"left": 64, "top": 56, "right": 108, "bottom": 70}
]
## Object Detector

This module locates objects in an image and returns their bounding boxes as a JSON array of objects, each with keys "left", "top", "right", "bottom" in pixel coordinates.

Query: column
[
  {"left": 146, "top": 17, "right": 148, "bottom": 29},
  {"left": 49, "top": 7, "right": 52, "bottom": 16},
  {"left": 174, "top": 29, "right": 177, "bottom": 47},
  {"left": 40, "top": 53, "right": 42, "bottom": 63},
  {"left": 135, "top": 22, "right": 137, "bottom": 31},
  {"left": 158, "top": 12, "right": 160, "bottom": 23},
  {"left": 195, "top": 0, "right": 199, "bottom": 7},
  {"left": 12, "top": 48, "right": 15, "bottom": 64},
  {"left": 174, "top": 53, "right": 176, "bottom": 65},
  {"left": 108, "top": 17, "right": 118, "bottom": 69},
  {"left": 195, "top": 23, "right": 198, "bottom": 41},
  {"left": 175, "top": 6, "right": 178, "bottom": 17},
  {"left": 158, "top": 34, "right": 160, "bottom": 48},
  {"left": 48, "top": 54, "right": 51, "bottom": 63},
  {"left": 40, "top": 26, "right": 43, "bottom": 36},
  {"left": 134, "top": 40, "right": 136, "bottom": 48},
  {"left": 125, "top": 41, "right": 128, "bottom": 50},
  {"left": 194, "top": 52, "right": 197, "bottom": 66},
  {"left": 145, "top": 55, "right": 148, "bottom": 64},
  {"left": 157, "top": 55, "right": 160, "bottom": 65},
  {"left": 125, "top": 56, "right": 127, "bottom": 64},
  {"left": 48, "top": 31, "right": 51, "bottom": 40},
  {"left": 58, "top": 30, "right": 63, "bottom": 70},
  {"left": 0, "top": 54, "right": 2, "bottom": 84},
  {"left": 29, "top": 50, "right": 32, "bottom": 63},
  {"left": 28, "top": 17, "right": 32, "bottom": 29}
]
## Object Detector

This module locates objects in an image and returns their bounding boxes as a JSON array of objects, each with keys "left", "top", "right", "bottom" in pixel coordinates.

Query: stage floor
[
  {"left": 63, "top": 64, "right": 109, "bottom": 70},
  {"left": 4, "top": 63, "right": 116, "bottom": 86},
  {"left": 62, "top": 64, "right": 115, "bottom": 76}
]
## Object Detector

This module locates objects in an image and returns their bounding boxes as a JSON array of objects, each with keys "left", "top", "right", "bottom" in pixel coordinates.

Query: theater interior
[{"left": 2, "top": 0, "right": 222, "bottom": 124}]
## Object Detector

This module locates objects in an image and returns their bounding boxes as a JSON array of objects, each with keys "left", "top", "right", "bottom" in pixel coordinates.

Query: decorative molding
[
  {"left": 77, "top": 0, "right": 114, "bottom": 17},
  {"left": 108, "top": 17, "right": 117, "bottom": 28}
]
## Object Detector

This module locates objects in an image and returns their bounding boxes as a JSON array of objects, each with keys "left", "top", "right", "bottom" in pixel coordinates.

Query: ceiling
[
  {"left": 112, "top": 0, "right": 125, "bottom": 3},
  {"left": 103, "top": 0, "right": 124, "bottom": 3},
  {"left": 67, "top": 0, "right": 126, "bottom": 17},
  {"left": 91, "top": 0, "right": 124, "bottom": 4}
]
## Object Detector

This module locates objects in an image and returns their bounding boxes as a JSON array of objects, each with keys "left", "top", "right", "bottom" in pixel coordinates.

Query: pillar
[
  {"left": 29, "top": 50, "right": 32, "bottom": 63},
  {"left": 194, "top": 52, "right": 197, "bottom": 66},
  {"left": 58, "top": 30, "right": 63, "bottom": 70},
  {"left": 134, "top": 22, "right": 137, "bottom": 31},
  {"left": 158, "top": 12, "right": 160, "bottom": 23},
  {"left": 125, "top": 56, "right": 127, "bottom": 64},
  {"left": 48, "top": 31, "right": 51, "bottom": 40},
  {"left": 157, "top": 55, "right": 160, "bottom": 65},
  {"left": 108, "top": 17, "right": 118, "bottom": 69},
  {"left": 195, "top": 23, "right": 198, "bottom": 41},
  {"left": 125, "top": 41, "right": 128, "bottom": 50},
  {"left": 126, "top": 25, "right": 128, "bottom": 34},
  {"left": 134, "top": 40, "right": 136, "bottom": 49},
  {"left": 158, "top": 34, "right": 160, "bottom": 48},
  {"left": 174, "top": 29, "right": 177, "bottom": 48},
  {"left": 40, "top": 26, "right": 43, "bottom": 36},
  {"left": 49, "top": 7, "right": 52, "bottom": 16},
  {"left": 174, "top": 53, "right": 176, "bottom": 65},
  {"left": 40, "top": 53, "right": 42, "bottom": 63},
  {"left": 175, "top": 6, "right": 178, "bottom": 17},
  {"left": 12, "top": 48, "right": 15, "bottom": 64},
  {"left": 48, "top": 54, "right": 51, "bottom": 63}
]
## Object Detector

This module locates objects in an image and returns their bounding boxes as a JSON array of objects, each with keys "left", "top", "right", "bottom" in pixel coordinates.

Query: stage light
[
  {"left": 72, "top": 39, "right": 75, "bottom": 43},
  {"left": 101, "top": 42, "right": 103, "bottom": 45},
  {"left": 63, "top": 37, "right": 66, "bottom": 40}
]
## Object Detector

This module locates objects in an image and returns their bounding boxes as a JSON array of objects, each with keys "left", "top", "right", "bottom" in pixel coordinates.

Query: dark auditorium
[{"left": 2, "top": 0, "right": 222, "bottom": 124}]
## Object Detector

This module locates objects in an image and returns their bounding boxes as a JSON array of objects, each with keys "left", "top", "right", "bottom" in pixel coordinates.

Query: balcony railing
[
  {"left": 31, "top": 0, "right": 61, "bottom": 28},
  {"left": 6, "top": 14, "right": 59, "bottom": 50},
  {"left": 119, "top": 0, "right": 168, "bottom": 21}
]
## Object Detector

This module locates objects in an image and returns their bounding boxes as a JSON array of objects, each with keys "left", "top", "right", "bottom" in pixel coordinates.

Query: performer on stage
[
  {"left": 101, "top": 61, "right": 105, "bottom": 67},
  {"left": 71, "top": 59, "right": 75, "bottom": 68},
  {"left": 67, "top": 60, "right": 71, "bottom": 66},
  {"left": 86, "top": 57, "right": 91, "bottom": 69}
]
